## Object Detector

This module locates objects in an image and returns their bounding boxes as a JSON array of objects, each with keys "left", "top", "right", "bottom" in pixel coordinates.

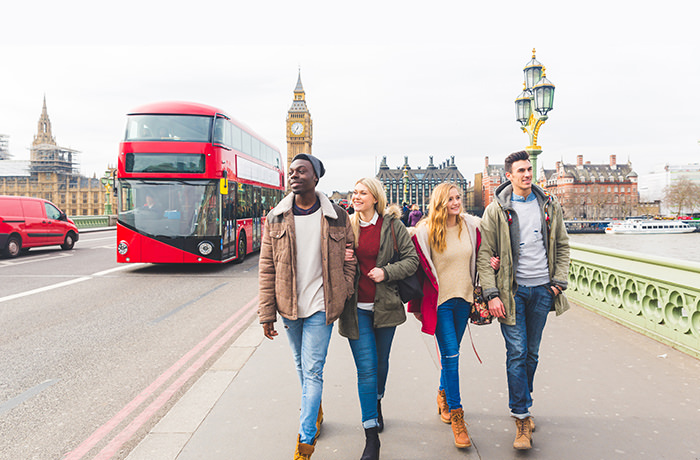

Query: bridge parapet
[
  {"left": 70, "top": 215, "right": 117, "bottom": 229},
  {"left": 568, "top": 242, "right": 700, "bottom": 359}
]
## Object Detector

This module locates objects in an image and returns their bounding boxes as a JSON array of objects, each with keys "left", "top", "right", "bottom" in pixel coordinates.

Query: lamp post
[
  {"left": 515, "top": 48, "right": 555, "bottom": 180},
  {"left": 100, "top": 169, "right": 115, "bottom": 215}
]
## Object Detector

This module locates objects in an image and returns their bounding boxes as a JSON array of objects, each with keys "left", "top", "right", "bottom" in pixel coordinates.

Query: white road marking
[{"left": 0, "top": 264, "right": 143, "bottom": 304}]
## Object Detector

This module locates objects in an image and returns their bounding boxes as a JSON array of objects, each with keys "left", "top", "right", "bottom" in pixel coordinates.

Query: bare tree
[{"left": 663, "top": 177, "right": 700, "bottom": 216}]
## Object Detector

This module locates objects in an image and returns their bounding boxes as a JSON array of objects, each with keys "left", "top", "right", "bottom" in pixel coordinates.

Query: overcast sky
[{"left": 1, "top": 0, "right": 698, "bottom": 195}]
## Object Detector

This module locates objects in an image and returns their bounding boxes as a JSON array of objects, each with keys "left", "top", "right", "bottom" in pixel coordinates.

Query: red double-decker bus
[{"left": 116, "top": 101, "right": 284, "bottom": 263}]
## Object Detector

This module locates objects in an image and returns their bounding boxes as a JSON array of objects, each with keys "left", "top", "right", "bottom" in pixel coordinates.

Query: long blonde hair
[
  {"left": 427, "top": 182, "right": 463, "bottom": 253},
  {"left": 350, "top": 177, "right": 387, "bottom": 247}
]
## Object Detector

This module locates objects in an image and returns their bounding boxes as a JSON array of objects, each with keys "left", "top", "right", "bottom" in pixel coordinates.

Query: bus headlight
[
  {"left": 117, "top": 240, "right": 129, "bottom": 255},
  {"left": 198, "top": 241, "right": 213, "bottom": 256}
]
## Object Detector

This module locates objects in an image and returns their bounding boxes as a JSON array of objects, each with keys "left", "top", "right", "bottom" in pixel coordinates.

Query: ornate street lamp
[{"left": 514, "top": 48, "right": 555, "bottom": 179}]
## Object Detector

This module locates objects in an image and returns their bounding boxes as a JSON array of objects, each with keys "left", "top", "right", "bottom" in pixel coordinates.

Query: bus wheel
[
  {"left": 235, "top": 234, "right": 246, "bottom": 263},
  {"left": 3, "top": 235, "right": 21, "bottom": 258},
  {"left": 61, "top": 232, "right": 76, "bottom": 250}
]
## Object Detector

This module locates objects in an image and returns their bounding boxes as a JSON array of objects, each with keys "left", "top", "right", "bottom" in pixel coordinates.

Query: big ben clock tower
[{"left": 286, "top": 70, "right": 313, "bottom": 184}]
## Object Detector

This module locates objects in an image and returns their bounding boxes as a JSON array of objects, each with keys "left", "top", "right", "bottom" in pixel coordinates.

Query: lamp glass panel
[{"left": 525, "top": 67, "right": 542, "bottom": 90}]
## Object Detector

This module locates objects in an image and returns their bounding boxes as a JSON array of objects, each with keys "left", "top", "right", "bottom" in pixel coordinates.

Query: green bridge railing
[
  {"left": 70, "top": 215, "right": 117, "bottom": 230},
  {"left": 568, "top": 242, "right": 700, "bottom": 359}
]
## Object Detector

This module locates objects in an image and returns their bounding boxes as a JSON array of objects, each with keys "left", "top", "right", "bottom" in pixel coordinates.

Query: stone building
[
  {"left": 0, "top": 97, "right": 108, "bottom": 216},
  {"left": 543, "top": 155, "right": 638, "bottom": 219},
  {"left": 376, "top": 155, "right": 475, "bottom": 213},
  {"left": 482, "top": 154, "right": 639, "bottom": 220}
]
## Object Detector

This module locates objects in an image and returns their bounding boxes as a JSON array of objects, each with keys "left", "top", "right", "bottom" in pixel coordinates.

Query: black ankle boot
[
  {"left": 360, "top": 427, "right": 380, "bottom": 460},
  {"left": 377, "top": 399, "right": 384, "bottom": 433}
]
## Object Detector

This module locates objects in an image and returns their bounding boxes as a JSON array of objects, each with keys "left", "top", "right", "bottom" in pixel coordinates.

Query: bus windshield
[
  {"left": 118, "top": 179, "right": 219, "bottom": 237},
  {"left": 124, "top": 115, "right": 213, "bottom": 142}
]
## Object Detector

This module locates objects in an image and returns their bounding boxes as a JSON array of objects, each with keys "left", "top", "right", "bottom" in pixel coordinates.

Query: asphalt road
[{"left": 0, "top": 230, "right": 261, "bottom": 460}]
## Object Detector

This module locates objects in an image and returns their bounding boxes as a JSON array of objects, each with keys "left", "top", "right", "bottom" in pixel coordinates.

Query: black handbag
[{"left": 389, "top": 222, "right": 422, "bottom": 303}]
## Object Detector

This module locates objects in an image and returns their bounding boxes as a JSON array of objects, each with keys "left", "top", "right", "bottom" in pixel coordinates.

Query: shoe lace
[
  {"left": 452, "top": 411, "right": 467, "bottom": 434},
  {"left": 515, "top": 418, "right": 529, "bottom": 437}
]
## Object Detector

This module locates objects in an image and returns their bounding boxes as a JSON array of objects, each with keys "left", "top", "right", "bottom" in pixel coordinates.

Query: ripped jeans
[{"left": 435, "top": 297, "right": 470, "bottom": 411}]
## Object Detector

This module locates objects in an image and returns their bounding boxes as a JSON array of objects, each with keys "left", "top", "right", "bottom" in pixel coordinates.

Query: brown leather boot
[
  {"left": 437, "top": 390, "right": 450, "bottom": 424},
  {"left": 294, "top": 435, "right": 315, "bottom": 459},
  {"left": 449, "top": 408, "right": 472, "bottom": 448},
  {"left": 513, "top": 416, "right": 533, "bottom": 450}
]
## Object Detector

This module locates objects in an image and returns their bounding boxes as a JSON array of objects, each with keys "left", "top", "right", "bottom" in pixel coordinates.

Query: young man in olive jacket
[
  {"left": 258, "top": 154, "right": 356, "bottom": 460},
  {"left": 476, "top": 150, "right": 570, "bottom": 451}
]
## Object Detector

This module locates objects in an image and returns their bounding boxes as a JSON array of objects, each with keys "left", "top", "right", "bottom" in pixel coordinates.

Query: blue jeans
[
  {"left": 500, "top": 284, "right": 553, "bottom": 417},
  {"left": 348, "top": 309, "right": 396, "bottom": 428},
  {"left": 282, "top": 311, "right": 333, "bottom": 444},
  {"left": 435, "top": 297, "right": 470, "bottom": 411}
]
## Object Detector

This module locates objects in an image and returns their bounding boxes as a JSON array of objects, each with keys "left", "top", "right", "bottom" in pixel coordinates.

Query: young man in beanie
[
  {"left": 258, "top": 154, "right": 356, "bottom": 459},
  {"left": 476, "top": 150, "right": 570, "bottom": 450}
]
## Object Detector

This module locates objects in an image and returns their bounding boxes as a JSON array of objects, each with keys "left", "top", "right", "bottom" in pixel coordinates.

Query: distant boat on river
[{"left": 605, "top": 219, "right": 695, "bottom": 234}]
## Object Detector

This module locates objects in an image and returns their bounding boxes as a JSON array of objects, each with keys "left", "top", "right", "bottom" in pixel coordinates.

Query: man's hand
[
  {"left": 262, "top": 322, "right": 278, "bottom": 340},
  {"left": 488, "top": 296, "right": 506, "bottom": 318}
]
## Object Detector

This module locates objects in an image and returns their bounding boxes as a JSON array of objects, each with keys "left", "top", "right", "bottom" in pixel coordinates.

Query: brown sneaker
[
  {"left": 437, "top": 390, "right": 450, "bottom": 424},
  {"left": 450, "top": 408, "right": 472, "bottom": 448},
  {"left": 294, "top": 435, "right": 315, "bottom": 459},
  {"left": 513, "top": 416, "right": 533, "bottom": 450}
]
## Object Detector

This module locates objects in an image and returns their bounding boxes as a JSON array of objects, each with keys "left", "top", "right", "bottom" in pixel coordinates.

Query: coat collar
[{"left": 269, "top": 191, "right": 339, "bottom": 220}]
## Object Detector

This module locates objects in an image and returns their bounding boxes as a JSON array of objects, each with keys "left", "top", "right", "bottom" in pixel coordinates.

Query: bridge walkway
[{"left": 126, "top": 302, "right": 700, "bottom": 460}]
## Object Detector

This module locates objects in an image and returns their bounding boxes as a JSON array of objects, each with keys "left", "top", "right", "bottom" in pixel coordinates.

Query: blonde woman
[
  {"left": 339, "top": 177, "right": 418, "bottom": 460},
  {"left": 407, "top": 182, "right": 482, "bottom": 449}
]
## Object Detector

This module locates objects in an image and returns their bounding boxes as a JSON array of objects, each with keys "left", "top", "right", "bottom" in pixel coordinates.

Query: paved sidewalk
[{"left": 127, "top": 304, "right": 700, "bottom": 460}]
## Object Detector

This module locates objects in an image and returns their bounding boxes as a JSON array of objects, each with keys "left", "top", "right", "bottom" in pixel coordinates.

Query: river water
[{"left": 569, "top": 232, "right": 700, "bottom": 263}]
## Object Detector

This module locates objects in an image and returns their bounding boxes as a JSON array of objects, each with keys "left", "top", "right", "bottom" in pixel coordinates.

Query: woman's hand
[
  {"left": 412, "top": 312, "right": 423, "bottom": 322},
  {"left": 490, "top": 256, "right": 500, "bottom": 271},
  {"left": 367, "top": 267, "right": 385, "bottom": 283},
  {"left": 344, "top": 243, "right": 355, "bottom": 262}
]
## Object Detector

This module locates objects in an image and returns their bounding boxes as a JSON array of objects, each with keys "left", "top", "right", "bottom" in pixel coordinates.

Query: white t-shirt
[{"left": 294, "top": 209, "right": 325, "bottom": 318}]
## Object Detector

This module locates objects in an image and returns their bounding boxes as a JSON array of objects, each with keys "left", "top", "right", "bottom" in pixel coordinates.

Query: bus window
[
  {"left": 241, "top": 132, "right": 252, "bottom": 156},
  {"left": 125, "top": 115, "right": 212, "bottom": 142},
  {"left": 252, "top": 139, "right": 261, "bottom": 160},
  {"left": 231, "top": 124, "right": 242, "bottom": 151}
]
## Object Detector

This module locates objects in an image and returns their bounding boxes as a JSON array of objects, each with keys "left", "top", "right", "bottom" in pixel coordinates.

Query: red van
[{"left": 0, "top": 195, "right": 79, "bottom": 258}]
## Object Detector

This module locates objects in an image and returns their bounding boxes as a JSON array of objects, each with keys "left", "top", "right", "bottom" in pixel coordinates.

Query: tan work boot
[
  {"left": 450, "top": 408, "right": 472, "bottom": 448},
  {"left": 314, "top": 403, "right": 323, "bottom": 441},
  {"left": 437, "top": 390, "right": 450, "bottom": 423},
  {"left": 513, "top": 416, "right": 533, "bottom": 450},
  {"left": 294, "top": 435, "right": 315, "bottom": 459},
  {"left": 530, "top": 415, "right": 536, "bottom": 432}
]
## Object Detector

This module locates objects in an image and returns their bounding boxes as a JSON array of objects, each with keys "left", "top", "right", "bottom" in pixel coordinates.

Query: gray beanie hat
[{"left": 292, "top": 154, "right": 325, "bottom": 180}]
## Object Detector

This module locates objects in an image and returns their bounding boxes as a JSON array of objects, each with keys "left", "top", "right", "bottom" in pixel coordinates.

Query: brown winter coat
[{"left": 258, "top": 192, "right": 356, "bottom": 325}]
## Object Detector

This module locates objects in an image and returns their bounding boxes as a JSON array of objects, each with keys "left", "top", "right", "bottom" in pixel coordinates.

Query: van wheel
[
  {"left": 234, "top": 233, "right": 246, "bottom": 264},
  {"left": 61, "top": 232, "right": 76, "bottom": 250},
  {"left": 4, "top": 236, "right": 21, "bottom": 258}
]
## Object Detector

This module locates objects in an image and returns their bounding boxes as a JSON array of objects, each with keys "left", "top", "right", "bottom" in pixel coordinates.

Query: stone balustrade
[
  {"left": 70, "top": 215, "right": 117, "bottom": 229},
  {"left": 568, "top": 242, "right": 700, "bottom": 359}
]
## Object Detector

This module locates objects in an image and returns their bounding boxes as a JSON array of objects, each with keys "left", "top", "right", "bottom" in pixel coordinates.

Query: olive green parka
[
  {"left": 338, "top": 211, "right": 419, "bottom": 340},
  {"left": 476, "top": 182, "right": 570, "bottom": 326}
]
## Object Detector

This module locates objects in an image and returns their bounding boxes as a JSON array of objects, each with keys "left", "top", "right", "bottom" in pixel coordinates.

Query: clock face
[{"left": 291, "top": 122, "right": 304, "bottom": 135}]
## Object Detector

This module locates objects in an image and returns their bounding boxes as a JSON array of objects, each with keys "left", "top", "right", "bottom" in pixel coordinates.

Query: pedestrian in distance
[
  {"left": 258, "top": 154, "right": 356, "bottom": 460},
  {"left": 400, "top": 202, "right": 410, "bottom": 226},
  {"left": 407, "top": 204, "right": 423, "bottom": 227},
  {"left": 407, "top": 182, "right": 482, "bottom": 449},
  {"left": 339, "top": 177, "right": 419, "bottom": 460},
  {"left": 476, "top": 150, "right": 570, "bottom": 450}
]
